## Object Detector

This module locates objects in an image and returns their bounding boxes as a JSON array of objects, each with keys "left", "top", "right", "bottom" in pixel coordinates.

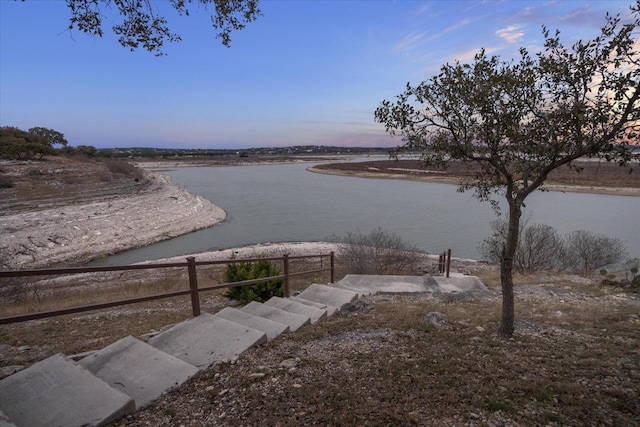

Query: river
[{"left": 96, "top": 160, "right": 639, "bottom": 266}]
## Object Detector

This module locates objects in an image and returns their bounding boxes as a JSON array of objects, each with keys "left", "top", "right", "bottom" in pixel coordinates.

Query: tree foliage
[
  {"left": 64, "top": 0, "right": 262, "bottom": 55},
  {"left": 375, "top": 2, "right": 639, "bottom": 337},
  {"left": 0, "top": 126, "right": 55, "bottom": 160},
  {"left": 223, "top": 258, "right": 284, "bottom": 304},
  {"left": 28, "top": 127, "right": 68, "bottom": 148}
]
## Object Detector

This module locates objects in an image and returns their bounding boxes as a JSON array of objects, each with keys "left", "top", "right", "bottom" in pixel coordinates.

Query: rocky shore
[
  {"left": 0, "top": 171, "right": 226, "bottom": 270},
  {"left": 2, "top": 155, "right": 637, "bottom": 271}
]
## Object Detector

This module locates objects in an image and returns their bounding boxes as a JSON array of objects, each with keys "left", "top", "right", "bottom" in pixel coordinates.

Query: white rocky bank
[{"left": 0, "top": 172, "right": 226, "bottom": 270}]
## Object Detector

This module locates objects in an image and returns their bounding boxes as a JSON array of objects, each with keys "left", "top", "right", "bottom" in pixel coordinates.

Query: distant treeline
[{"left": 98, "top": 145, "right": 401, "bottom": 158}]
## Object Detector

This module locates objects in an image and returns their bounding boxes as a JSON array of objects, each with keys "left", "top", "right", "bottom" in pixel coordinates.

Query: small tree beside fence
[{"left": 223, "top": 259, "right": 284, "bottom": 304}]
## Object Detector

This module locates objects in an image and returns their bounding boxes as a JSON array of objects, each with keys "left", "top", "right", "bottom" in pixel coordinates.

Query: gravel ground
[{"left": 111, "top": 281, "right": 640, "bottom": 427}]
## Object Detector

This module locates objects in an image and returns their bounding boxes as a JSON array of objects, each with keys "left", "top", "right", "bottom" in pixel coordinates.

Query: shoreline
[
  {"left": 307, "top": 166, "right": 640, "bottom": 197},
  {"left": 3, "top": 158, "right": 636, "bottom": 271},
  {"left": 0, "top": 171, "right": 226, "bottom": 270}
]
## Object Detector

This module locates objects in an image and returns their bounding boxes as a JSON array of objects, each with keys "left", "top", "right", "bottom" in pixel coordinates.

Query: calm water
[{"left": 97, "top": 161, "right": 640, "bottom": 265}]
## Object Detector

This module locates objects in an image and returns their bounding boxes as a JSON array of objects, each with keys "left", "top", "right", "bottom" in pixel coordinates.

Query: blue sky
[{"left": 0, "top": 1, "right": 633, "bottom": 149}]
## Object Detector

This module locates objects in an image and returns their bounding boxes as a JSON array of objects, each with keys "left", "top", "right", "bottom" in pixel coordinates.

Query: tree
[
  {"left": 564, "top": 230, "right": 627, "bottom": 277},
  {"left": 375, "top": 2, "right": 639, "bottom": 337},
  {"left": 28, "top": 127, "right": 68, "bottom": 148},
  {"left": 64, "top": 0, "right": 262, "bottom": 55},
  {"left": 0, "top": 126, "right": 54, "bottom": 160}
]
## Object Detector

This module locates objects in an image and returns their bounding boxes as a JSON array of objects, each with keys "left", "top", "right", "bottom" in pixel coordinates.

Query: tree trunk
[{"left": 499, "top": 200, "right": 522, "bottom": 338}]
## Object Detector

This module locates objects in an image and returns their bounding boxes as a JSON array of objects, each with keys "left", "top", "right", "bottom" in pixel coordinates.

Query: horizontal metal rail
[{"left": 0, "top": 252, "right": 335, "bottom": 325}]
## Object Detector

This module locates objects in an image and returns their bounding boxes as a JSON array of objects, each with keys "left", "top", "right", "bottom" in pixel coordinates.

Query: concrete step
[
  {"left": 289, "top": 295, "right": 337, "bottom": 316},
  {"left": 296, "top": 283, "right": 358, "bottom": 313},
  {"left": 241, "top": 301, "right": 310, "bottom": 331},
  {"left": 0, "top": 353, "right": 135, "bottom": 427},
  {"left": 78, "top": 335, "right": 201, "bottom": 409},
  {"left": 215, "top": 306, "right": 290, "bottom": 340},
  {"left": 264, "top": 296, "right": 327, "bottom": 324},
  {"left": 148, "top": 313, "right": 267, "bottom": 369}
]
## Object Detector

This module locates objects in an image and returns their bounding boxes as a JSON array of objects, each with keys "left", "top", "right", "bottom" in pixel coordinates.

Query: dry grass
[
  {"left": 114, "top": 282, "right": 640, "bottom": 426},
  {"left": 0, "top": 256, "right": 337, "bottom": 367},
  {"left": 0, "top": 155, "right": 149, "bottom": 214},
  {"left": 2, "top": 262, "right": 639, "bottom": 425}
]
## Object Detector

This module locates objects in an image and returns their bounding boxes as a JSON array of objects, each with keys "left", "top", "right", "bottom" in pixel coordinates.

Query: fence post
[
  {"left": 283, "top": 254, "right": 290, "bottom": 297},
  {"left": 446, "top": 249, "right": 452, "bottom": 278},
  {"left": 330, "top": 251, "right": 335, "bottom": 283},
  {"left": 186, "top": 257, "right": 201, "bottom": 316}
]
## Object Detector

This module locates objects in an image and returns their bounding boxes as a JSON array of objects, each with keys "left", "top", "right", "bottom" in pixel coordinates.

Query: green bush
[{"left": 223, "top": 259, "right": 284, "bottom": 304}]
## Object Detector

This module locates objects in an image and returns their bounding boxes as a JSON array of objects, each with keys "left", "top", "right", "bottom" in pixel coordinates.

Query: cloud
[
  {"left": 449, "top": 47, "right": 501, "bottom": 64},
  {"left": 393, "top": 31, "right": 427, "bottom": 53},
  {"left": 424, "top": 18, "right": 473, "bottom": 43},
  {"left": 559, "top": 6, "right": 592, "bottom": 24},
  {"left": 393, "top": 18, "right": 474, "bottom": 54},
  {"left": 495, "top": 25, "right": 525, "bottom": 43}
]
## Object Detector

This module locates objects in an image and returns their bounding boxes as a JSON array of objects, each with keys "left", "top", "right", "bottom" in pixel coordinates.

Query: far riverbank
[{"left": 308, "top": 159, "right": 640, "bottom": 197}]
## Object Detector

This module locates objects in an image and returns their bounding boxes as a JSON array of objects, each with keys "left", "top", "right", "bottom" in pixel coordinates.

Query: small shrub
[
  {"left": 563, "top": 230, "right": 627, "bottom": 277},
  {"left": 479, "top": 222, "right": 628, "bottom": 278},
  {"left": 331, "top": 227, "right": 421, "bottom": 275},
  {"left": 478, "top": 219, "right": 563, "bottom": 274},
  {"left": 223, "top": 258, "right": 284, "bottom": 304},
  {"left": 101, "top": 158, "right": 144, "bottom": 180}
]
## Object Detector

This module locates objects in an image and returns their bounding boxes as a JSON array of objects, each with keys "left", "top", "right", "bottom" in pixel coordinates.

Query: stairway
[
  {"left": 0, "top": 273, "right": 486, "bottom": 427},
  {"left": 0, "top": 283, "right": 359, "bottom": 427}
]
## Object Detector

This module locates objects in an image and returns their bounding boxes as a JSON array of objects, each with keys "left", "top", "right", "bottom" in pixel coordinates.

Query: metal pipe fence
[{"left": 0, "top": 252, "right": 335, "bottom": 325}]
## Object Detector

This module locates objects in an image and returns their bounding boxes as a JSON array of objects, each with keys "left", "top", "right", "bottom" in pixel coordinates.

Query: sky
[{"left": 0, "top": 0, "right": 634, "bottom": 149}]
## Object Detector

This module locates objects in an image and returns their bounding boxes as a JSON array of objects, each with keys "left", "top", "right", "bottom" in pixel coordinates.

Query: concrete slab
[
  {"left": 148, "top": 313, "right": 267, "bottom": 369},
  {"left": 241, "top": 301, "right": 310, "bottom": 331},
  {"left": 296, "top": 283, "right": 358, "bottom": 312},
  {"left": 336, "top": 274, "right": 430, "bottom": 293},
  {"left": 335, "top": 274, "right": 487, "bottom": 294},
  {"left": 215, "top": 306, "right": 290, "bottom": 340},
  {"left": 289, "top": 296, "right": 337, "bottom": 316},
  {"left": 264, "top": 296, "right": 327, "bottom": 324},
  {"left": 78, "top": 336, "right": 200, "bottom": 409},
  {"left": 432, "top": 274, "right": 487, "bottom": 293},
  {"left": 0, "top": 353, "right": 135, "bottom": 427}
]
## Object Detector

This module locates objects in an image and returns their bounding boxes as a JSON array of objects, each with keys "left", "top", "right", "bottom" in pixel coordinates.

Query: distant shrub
[
  {"left": 563, "top": 230, "right": 627, "bottom": 277},
  {"left": 479, "top": 222, "right": 629, "bottom": 278},
  {"left": 223, "top": 258, "right": 284, "bottom": 304},
  {"left": 101, "top": 158, "right": 144, "bottom": 181},
  {"left": 332, "top": 227, "right": 421, "bottom": 275},
  {"left": 478, "top": 219, "right": 564, "bottom": 274}
]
